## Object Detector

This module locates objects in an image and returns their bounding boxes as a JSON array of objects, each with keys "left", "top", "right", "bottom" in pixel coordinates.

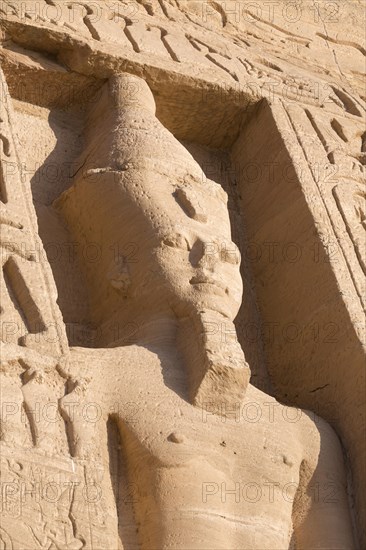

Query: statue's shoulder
[
  {"left": 245, "top": 384, "right": 340, "bottom": 455},
  {"left": 68, "top": 344, "right": 160, "bottom": 367}
]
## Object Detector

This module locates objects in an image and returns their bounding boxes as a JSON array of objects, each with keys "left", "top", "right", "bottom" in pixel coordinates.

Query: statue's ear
[{"left": 107, "top": 255, "right": 131, "bottom": 298}]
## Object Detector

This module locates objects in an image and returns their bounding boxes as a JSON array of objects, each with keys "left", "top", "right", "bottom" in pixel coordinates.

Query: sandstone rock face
[{"left": 0, "top": 2, "right": 364, "bottom": 549}]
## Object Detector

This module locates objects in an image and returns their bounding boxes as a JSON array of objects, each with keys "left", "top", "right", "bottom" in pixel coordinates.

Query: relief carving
[
  {"left": 1, "top": 71, "right": 358, "bottom": 549},
  {"left": 0, "top": 2, "right": 364, "bottom": 548}
]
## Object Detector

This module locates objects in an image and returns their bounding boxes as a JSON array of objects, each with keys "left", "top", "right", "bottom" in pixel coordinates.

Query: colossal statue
[{"left": 1, "top": 71, "right": 356, "bottom": 549}]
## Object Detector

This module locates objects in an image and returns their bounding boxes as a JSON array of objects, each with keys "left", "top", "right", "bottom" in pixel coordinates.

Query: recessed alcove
[{"left": 5, "top": 47, "right": 363, "bottom": 543}]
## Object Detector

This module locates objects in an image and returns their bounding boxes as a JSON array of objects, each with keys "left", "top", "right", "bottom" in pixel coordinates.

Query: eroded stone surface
[{"left": 0, "top": 2, "right": 365, "bottom": 549}]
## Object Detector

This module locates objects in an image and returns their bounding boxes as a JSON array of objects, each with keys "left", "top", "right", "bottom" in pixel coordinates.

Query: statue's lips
[{"left": 189, "top": 275, "right": 228, "bottom": 294}]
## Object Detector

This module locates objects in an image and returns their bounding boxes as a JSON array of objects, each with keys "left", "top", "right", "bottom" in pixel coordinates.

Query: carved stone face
[
  {"left": 60, "top": 172, "right": 243, "bottom": 326},
  {"left": 57, "top": 75, "right": 243, "bottom": 324},
  {"left": 151, "top": 178, "right": 243, "bottom": 320}
]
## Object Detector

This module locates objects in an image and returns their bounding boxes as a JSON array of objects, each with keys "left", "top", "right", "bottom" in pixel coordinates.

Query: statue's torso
[{"left": 61, "top": 346, "right": 308, "bottom": 549}]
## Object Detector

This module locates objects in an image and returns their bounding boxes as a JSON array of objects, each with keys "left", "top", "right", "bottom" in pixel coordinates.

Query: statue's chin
[{"left": 190, "top": 292, "right": 241, "bottom": 321}]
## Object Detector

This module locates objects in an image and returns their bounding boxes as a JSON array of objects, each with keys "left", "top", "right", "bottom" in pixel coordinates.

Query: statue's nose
[{"left": 189, "top": 238, "right": 240, "bottom": 269}]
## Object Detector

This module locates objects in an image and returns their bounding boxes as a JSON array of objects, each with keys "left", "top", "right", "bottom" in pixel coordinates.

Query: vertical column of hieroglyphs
[
  {"left": 284, "top": 101, "right": 365, "bottom": 311},
  {"left": 0, "top": 68, "right": 68, "bottom": 355}
]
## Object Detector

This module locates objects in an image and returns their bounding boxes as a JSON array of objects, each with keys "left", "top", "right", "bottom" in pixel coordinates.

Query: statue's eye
[
  {"left": 163, "top": 233, "right": 191, "bottom": 250},
  {"left": 173, "top": 187, "right": 207, "bottom": 223}
]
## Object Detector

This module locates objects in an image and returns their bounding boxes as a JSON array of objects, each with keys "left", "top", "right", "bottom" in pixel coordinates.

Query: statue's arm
[
  {"left": 0, "top": 341, "right": 60, "bottom": 368},
  {"left": 293, "top": 415, "right": 356, "bottom": 549}
]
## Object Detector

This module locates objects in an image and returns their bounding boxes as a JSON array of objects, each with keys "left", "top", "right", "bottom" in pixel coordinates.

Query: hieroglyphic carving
[
  {"left": 0, "top": 3, "right": 363, "bottom": 544},
  {"left": 0, "top": 527, "right": 13, "bottom": 549},
  {"left": 1, "top": 0, "right": 364, "bottom": 118},
  {"left": 0, "top": 68, "right": 67, "bottom": 354},
  {"left": 0, "top": 449, "right": 96, "bottom": 549},
  {"left": 0, "top": 344, "right": 120, "bottom": 550},
  {"left": 283, "top": 101, "right": 366, "bottom": 310},
  {"left": 333, "top": 182, "right": 366, "bottom": 276}
]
